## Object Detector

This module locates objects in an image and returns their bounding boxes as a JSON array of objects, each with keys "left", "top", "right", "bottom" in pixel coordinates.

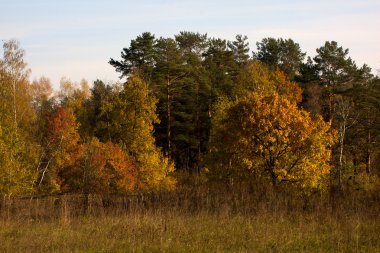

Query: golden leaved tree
[
  {"left": 234, "top": 60, "right": 302, "bottom": 103},
  {"left": 207, "top": 62, "right": 336, "bottom": 190},
  {"left": 0, "top": 40, "right": 37, "bottom": 196},
  {"left": 102, "top": 73, "right": 175, "bottom": 191}
]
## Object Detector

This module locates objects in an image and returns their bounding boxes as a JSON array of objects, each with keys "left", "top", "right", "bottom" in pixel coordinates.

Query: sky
[{"left": 1, "top": 0, "right": 379, "bottom": 89}]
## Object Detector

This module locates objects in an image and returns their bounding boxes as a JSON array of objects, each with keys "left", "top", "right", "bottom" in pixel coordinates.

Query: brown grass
[{"left": 1, "top": 183, "right": 379, "bottom": 252}]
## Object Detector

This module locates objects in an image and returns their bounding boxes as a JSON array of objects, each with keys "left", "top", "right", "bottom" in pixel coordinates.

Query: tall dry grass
[{"left": 1, "top": 182, "right": 379, "bottom": 252}]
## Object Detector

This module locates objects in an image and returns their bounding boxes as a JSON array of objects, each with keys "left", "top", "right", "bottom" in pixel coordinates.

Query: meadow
[{"left": 1, "top": 183, "right": 379, "bottom": 252}]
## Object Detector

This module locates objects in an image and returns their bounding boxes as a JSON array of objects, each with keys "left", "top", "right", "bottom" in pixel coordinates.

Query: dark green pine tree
[
  {"left": 88, "top": 80, "right": 115, "bottom": 142},
  {"left": 109, "top": 32, "right": 156, "bottom": 84},
  {"left": 173, "top": 32, "right": 211, "bottom": 172},
  {"left": 313, "top": 41, "right": 358, "bottom": 88},
  {"left": 302, "top": 41, "right": 370, "bottom": 121},
  {"left": 253, "top": 37, "right": 306, "bottom": 80},
  {"left": 152, "top": 37, "right": 188, "bottom": 161},
  {"left": 348, "top": 78, "right": 380, "bottom": 175},
  {"left": 203, "top": 38, "right": 238, "bottom": 100},
  {"left": 175, "top": 31, "right": 208, "bottom": 57},
  {"left": 227, "top": 34, "right": 250, "bottom": 67}
]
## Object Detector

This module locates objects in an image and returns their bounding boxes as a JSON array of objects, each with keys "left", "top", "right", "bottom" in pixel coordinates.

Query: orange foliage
[
  {"left": 83, "top": 140, "right": 137, "bottom": 193},
  {"left": 45, "top": 107, "right": 137, "bottom": 193},
  {"left": 45, "top": 107, "right": 83, "bottom": 191}
]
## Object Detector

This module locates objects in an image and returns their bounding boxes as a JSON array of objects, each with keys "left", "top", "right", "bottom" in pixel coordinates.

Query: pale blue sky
[{"left": 1, "top": 0, "right": 379, "bottom": 88}]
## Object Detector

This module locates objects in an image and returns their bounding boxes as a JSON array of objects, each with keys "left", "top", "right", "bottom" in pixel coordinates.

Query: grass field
[{"left": 1, "top": 184, "right": 379, "bottom": 252}]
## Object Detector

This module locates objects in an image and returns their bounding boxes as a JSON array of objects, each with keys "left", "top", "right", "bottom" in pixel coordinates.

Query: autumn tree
[
  {"left": 234, "top": 60, "right": 302, "bottom": 103},
  {"left": 69, "top": 79, "right": 92, "bottom": 139},
  {"left": 207, "top": 92, "right": 335, "bottom": 190},
  {"left": 68, "top": 139, "right": 137, "bottom": 194},
  {"left": 102, "top": 73, "right": 175, "bottom": 190},
  {"left": 31, "top": 76, "right": 54, "bottom": 141},
  {"left": 206, "top": 57, "right": 334, "bottom": 190},
  {"left": 0, "top": 40, "right": 37, "bottom": 196},
  {"left": 37, "top": 106, "right": 83, "bottom": 193},
  {"left": 38, "top": 104, "right": 138, "bottom": 194},
  {"left": 110, "top": 32, "right": 254, "bottom": 172}
]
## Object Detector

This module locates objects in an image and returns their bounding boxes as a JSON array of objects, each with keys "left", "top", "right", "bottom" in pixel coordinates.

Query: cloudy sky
[{"left": 1, "top": 0, "right": 379, "bottom": 89}]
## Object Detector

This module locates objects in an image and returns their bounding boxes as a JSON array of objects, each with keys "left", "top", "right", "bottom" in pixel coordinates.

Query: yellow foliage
[
  {"left": 103, "top": 73, "right": 175, "bottom": 191},
  {"left": 235, "top": 60, "right": 302, "bottom": 103},
  {"left": 208, "top": 92, "right": 336, "bottom": 190}
]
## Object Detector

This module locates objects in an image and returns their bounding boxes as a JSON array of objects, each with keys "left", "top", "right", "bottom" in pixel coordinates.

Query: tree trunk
[
  {"left": 196, "top": 81, "right": 201, "bottom": 174},
  {"left": 328, "top": 92, "right": 334, "bottom": 122},
  {"left": 166, "top": 79, "right": 171, "bottom": 160},
  {"left": 366, "top": 130, "right": 371, "bottom": 174},
  {"left": 268, "top": 162, "right": 277, "bottom": 190},
  {"left": 338, "top": 122, "right": 345, "bottom": 187},
  {"left": 12, "top": 78, "right": 18, "bottom": 136}
]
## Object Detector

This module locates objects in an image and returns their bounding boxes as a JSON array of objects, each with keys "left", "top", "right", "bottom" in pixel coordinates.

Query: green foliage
[
  {"left": 227, "top": 34, "right": 250, "bottom": 67},
  {"left": 313, "top": 41, "right": 359, "bottom": 87},
  {"left": 203, "top": 38, "right": 238, "bottom": 99},
  {"left": 344, "top": 78, "right": 380, "bottom": 175},
  {"left": 151, "top": 37, "right": 187, "bottom": 160},
  {"left": 109, "top": 32, "right": 155, "bottom": 82},
  {"left": 253, "top": 37, "right": 306, "bottom": 80},
  {"left": 85, "top": 79, "right": 114, "bottom": 141},
  {"left": 149, "top": 33, "right": 213, "bottom": 171},
  {"left": 109, "top": 32, "right": 252, "bottom": 172}
]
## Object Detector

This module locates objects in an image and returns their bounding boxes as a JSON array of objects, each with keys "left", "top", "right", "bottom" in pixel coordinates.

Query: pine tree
[
  {"left": 203, "top": 38, "right": 238, "bottom": 100},
  {"left": 152, "top": 37, "right": 187, "bottom": 161},
  {"left": 109, "top": 32, "right": 156, "bottom": 83},
  {"left": 253, "top": 37, "right": 306, "bottom": 80},
  {"left": 228, "top": 35, "right": 250, "bottom": 67}
]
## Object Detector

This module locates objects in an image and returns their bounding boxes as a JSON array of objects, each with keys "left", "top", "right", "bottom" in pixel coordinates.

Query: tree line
[{"left": 0, "top": 32, "right": 379, "bottom": 196}]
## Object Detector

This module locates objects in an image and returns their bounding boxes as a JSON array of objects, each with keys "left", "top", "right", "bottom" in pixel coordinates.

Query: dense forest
[{"left": 1, "top": 32, "right": 379, "bottom": 196}]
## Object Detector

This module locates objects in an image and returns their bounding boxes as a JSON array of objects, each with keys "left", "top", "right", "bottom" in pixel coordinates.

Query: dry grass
[{"left": 1, "top": 184, "right": 380, "bottom": 252}]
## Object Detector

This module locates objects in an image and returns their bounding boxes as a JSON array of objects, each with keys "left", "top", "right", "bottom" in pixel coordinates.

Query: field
[{"left": 1, "top": 184, "right": 380, "bottom": 252}]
